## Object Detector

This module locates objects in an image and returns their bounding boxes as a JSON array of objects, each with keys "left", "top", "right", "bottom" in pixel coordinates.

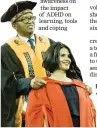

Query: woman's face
[{"left": 59, "top": 47, "right": 71, "bottom": 71}]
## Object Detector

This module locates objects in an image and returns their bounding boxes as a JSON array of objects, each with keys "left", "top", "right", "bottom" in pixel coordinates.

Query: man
[{"left": 1, "top": 0, "right": 91, "bottom": 127}]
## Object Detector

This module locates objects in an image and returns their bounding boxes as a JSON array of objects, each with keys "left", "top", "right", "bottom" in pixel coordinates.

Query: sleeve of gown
[
  {"left": 1, "top": 54, "right": 16, "bottom": 103},
  {"left": 1, "top": 43, "right": 34, "bottom": 126},
  {"left": 1, "top": 58, "right": 16, "bottom": 127},
  {"left": 1, "top": 43, "right": 33, "bottom": 97},
  {"left": 15, "top": 76, "right": 32, "bottom": 96}
]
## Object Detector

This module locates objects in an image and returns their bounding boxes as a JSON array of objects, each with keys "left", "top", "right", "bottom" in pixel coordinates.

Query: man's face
[{"left": 13, "top": 12, "right": 36, "bottom": 35}]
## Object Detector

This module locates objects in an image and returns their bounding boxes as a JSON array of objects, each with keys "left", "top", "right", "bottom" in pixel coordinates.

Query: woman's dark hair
[{"left": 43, "top": 42, "right": 83, "bottom": 81}]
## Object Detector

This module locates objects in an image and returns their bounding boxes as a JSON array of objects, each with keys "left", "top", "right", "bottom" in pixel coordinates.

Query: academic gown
[
  {"left": 1, "top": 38, "right": 82, "bottom": 127},
  {"left": 26, "top": 78, "right": 96, "bottom": 127},
  {"left": 1, "top": 38, "right": 54, "bottom": 127}
]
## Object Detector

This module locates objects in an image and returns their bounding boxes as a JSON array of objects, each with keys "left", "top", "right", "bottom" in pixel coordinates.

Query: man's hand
[
  {"left": 30, "top": 77, "right": 46, "bottom": 89},
  {"left": 85, "top": 85, "right": 93, "bottom": 95}
]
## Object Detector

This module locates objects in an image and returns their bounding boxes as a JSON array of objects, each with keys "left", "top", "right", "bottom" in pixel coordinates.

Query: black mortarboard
[{"left": 1, "top": 1, "right": 37, "bottom": 22}]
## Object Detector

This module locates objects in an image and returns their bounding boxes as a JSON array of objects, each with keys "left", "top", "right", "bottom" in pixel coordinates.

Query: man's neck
[{"left": 17, "top": 32, "right": 33, "bottom": 38}]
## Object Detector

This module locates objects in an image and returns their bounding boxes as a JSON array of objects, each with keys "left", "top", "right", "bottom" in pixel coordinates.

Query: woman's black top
[{"left": 60, "top": 84, "right": 80, "bottom": 127}]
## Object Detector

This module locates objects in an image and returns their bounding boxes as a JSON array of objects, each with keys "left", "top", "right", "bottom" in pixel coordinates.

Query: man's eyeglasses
[{"left": 14, "top": 16, "right": 36, "bottom": 23}]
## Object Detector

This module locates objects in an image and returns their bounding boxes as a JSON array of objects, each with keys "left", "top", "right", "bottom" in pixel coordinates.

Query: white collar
[{"left": 18, "top": 34, "right": 35, "bottom": 46}]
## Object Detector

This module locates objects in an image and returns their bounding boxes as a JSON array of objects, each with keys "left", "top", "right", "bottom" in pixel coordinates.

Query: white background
[{"left": 0, "top": 0, "right": 97, "bottom": 123}]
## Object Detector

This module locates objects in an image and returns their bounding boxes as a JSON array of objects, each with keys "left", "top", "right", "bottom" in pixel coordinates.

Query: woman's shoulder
[{"left": 73, "top": 79, "right": 85, "bottom": 88}]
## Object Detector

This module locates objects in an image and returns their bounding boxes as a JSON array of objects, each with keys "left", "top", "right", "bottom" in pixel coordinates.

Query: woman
[{"left": 25, "top": 42, "right": 96, "bottom": 127}]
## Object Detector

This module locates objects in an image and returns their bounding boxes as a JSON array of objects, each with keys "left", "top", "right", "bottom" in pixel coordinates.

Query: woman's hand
[{"left": 85, "top": 85, "right": 93, "bottom": 95}]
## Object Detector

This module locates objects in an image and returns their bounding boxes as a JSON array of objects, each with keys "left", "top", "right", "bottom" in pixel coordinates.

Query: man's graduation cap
[{"left": 1, "top": 1, "right": 37, "bottom": 23}]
